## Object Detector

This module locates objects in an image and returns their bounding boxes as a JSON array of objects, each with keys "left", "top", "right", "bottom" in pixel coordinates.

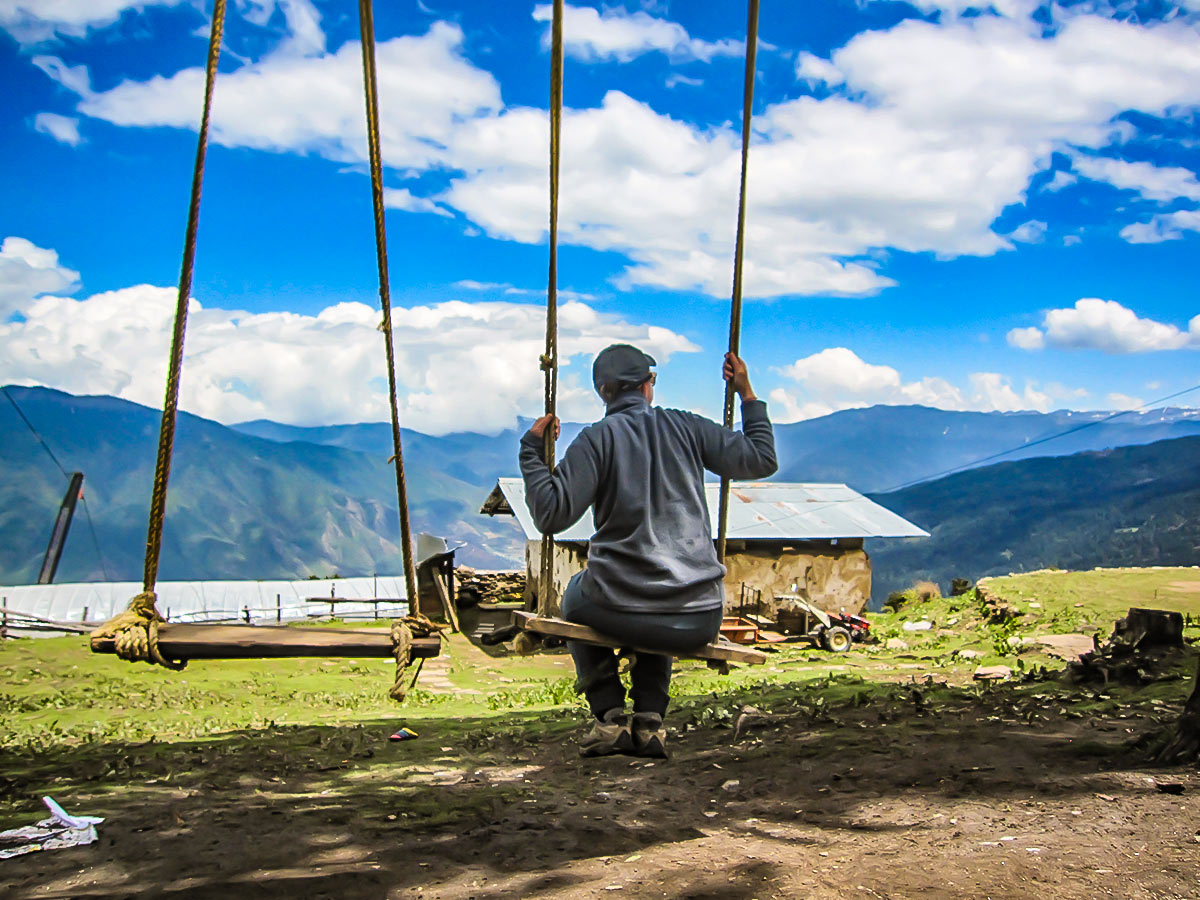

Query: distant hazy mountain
[
  {"left": 0, "top": 387, "right": 523, "bottom": 584},
  {"left": 3, "top": 385, "right": 1198, "bottom": 586},
  {"left": 865, "top": 436, "right": 1200, "bottom": 604},
  {"left": 771, "top": 404, "right": 1200, "bottom": 492}
]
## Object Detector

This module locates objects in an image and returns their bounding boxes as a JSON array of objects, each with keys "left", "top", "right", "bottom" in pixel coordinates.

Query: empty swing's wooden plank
[
  {"left": 511, "top": 611, "right": 767, "bottom": 665},
  {"left": 90, "top": 624, "right": 441, "bottom": 661}
]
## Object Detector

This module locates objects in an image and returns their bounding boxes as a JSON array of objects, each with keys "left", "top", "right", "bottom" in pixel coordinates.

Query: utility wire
[
  {"left": 755, "top": 380, "right": 1200, "bottom": 527},
  {"left": 2, "top": 384, "right": 112, "bottom": 581},
  {"left": 3, "top": 386, "right": 68, "bottom": 477},
  {"left": 79, "top": 497, "right": 112, "bottom": 583},
  {"left": 877, "top": 380, "right": 1200, "bottom": 496}
]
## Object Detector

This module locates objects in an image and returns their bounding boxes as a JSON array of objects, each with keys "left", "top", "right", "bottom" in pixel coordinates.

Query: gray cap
[{"left": 592, "top": 343, "right": 657, "bottom": 391}]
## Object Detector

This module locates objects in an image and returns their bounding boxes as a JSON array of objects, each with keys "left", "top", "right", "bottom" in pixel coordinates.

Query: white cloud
[
  {"left": 383, "top": 187, "right": 452, "bottom": 218},
  {"left": 903, "top": 0, "right": 1041, "bottom": 18},
  {"left": 665, "top": 73, "right": 703, "bottom": 89},
  {"left": 453, "top": 279, "right": 510, "bottom": 291},
  {"left": 1041, "top": 170, "right": 1077, "bottom": 192},
  {"left": 0, "top": 237, "right": 80, "bottom": 318},
  {"left": 0, "top": 245, "right": 699, "bottom": 434},
  {"left": 773, "top": 347, "right": 960, "bottom": 417},
  {"left": 50, "top": 11, "right": 1200, "bottom": 299},
  {"left": 33, "top": 112, "right": 81, "bottom": 145},
  {"left": 1107, "top": 392, "right": 1144, "bottom": 410},
  {"left": 1014, "top": 298, "right": 1198, "bottom": 353},
  {"left": 1120, "top": 209, "right": 1200, "bottom": 244},
  {"left": 0, "top": 0, "right": 187, "bottom": 44},
  {"left": 1006, "top": 326, "right": 1045, "bottom": 350},
  {"left": 1008, "top": 220, "right": 1047, "bottom": 243},
  {"left": 32, "top": 55, "right": 91, "bottom": 95},
  {"left": 70, "top": 22, "right": 501, "bottom": 172},
  {"left": 1073, "top": 155, "right": 1200, "bottom": 203},
  {"left": 444, "top": 14, "right": 1200, "bottom": 297},
  {"left": 4, "top": 0, "right": 322, "bottom": 51},
  {"left": 531, "top": 4, "right": 742, "bottom": 63},
  {"left": 795, "top": 52, "right": 844, "bottom": 87},
  {"left": 968, "top": 371, "right": 1052, "bottom": 413}
]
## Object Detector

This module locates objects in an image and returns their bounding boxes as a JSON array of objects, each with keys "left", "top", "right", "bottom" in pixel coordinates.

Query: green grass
[{"left": 1, "top": 570, "right": 1196, "bottom": 829}]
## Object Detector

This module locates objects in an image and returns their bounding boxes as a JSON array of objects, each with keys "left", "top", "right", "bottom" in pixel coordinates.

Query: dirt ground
[{"left": 5, "top": 688, "right": 1198, "bottom": 900}]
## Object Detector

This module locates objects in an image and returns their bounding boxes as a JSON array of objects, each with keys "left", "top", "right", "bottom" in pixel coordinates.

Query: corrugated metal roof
[{"left": 482, "top": 479, "right": 928, "bottom": 541}]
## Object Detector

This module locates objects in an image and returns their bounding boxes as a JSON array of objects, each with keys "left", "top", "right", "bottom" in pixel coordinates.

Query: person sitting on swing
[{"left": 520, "top": 344, "right": 777, "bottom": 758}]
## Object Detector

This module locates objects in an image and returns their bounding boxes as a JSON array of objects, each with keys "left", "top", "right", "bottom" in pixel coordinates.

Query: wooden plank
[
  {"left": 432, "top": 572, "right": 460, "bottom": 634},
  {"left": 511, "top": 611, "right": 767, "bottom": 665},
  {"left": 90, "top": 624, "right": 440, "bottom": 661}
]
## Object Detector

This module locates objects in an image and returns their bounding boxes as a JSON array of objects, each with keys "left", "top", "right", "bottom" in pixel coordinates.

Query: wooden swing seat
[
  {"left": 511, "top": 610, "right": 767, "bottom": 665},
  {"left": 90, "top": 623, "right": 441, "bottom": 661}
]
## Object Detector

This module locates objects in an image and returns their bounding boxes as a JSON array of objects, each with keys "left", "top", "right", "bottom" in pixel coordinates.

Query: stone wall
[
  {"left": 519, "top": 539, "right": 872, "bottom": 619},
  {"left": 722, "top": 543, "right": 872, "bottom": 617}
]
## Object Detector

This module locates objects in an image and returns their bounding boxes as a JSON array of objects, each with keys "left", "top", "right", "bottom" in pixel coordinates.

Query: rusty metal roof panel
[{"left": 488, "top": 478, "right": 928, "bottom": 542}]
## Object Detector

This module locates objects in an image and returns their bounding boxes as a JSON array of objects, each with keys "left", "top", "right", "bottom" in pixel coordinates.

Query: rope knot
[
  {"left": 389, "top": 613, "right": 446, "bottom": 701},
  {"left": 539, "top": 354, "right": 555, "bottom": 371},
  {"left": 90, "top": 591, "right": 186, "bottom": 671}
]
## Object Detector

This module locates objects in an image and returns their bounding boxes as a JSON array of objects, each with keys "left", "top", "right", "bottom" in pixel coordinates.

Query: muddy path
[{"left": 4, "top": 686, "right": 1198, "bottom": 900}]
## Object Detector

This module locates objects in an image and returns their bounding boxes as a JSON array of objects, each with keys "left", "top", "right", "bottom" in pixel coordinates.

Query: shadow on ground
[{"left": 2, "top": 655, "right": 1196, "bottom": 900}]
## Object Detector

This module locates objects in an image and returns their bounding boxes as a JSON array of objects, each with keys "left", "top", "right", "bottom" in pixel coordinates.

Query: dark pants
[{"left": 560, "top": 572, "right": 723, "bottom": 719}]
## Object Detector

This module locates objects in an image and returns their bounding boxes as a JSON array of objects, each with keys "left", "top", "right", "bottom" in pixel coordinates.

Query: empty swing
[{"left": 89, "top": 0, "right": 442, "bottom": 699}]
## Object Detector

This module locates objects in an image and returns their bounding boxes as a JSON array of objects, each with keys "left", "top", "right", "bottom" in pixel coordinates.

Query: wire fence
[{"left": 0, "top": 596, "right": 411, "bottom": 639}]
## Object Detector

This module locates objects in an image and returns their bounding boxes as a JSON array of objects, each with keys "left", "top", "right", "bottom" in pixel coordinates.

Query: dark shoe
[
  {"left": 631, "top": 711, "right": 668, "bottom": 759},
  {"left": 580, "top": 708, "right": 633, "bottom": 758}
]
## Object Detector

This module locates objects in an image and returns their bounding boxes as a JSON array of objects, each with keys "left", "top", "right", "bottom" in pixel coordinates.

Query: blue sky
[{"left": 1, "top": 0, "right": 1198, "bottom": 434}]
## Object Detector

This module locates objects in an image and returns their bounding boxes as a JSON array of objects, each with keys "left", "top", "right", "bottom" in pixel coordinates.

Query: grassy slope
[
  {"left": 866, "top": 436, "right": 1200, "bottom": 601},
  {"left": 2, "top": 567, "right": 1197, "bottom": 829}
]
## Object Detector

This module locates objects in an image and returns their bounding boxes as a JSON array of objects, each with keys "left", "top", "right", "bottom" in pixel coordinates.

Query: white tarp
[{"left": 0, "top": 576, "right": 409, "bottom": 632}]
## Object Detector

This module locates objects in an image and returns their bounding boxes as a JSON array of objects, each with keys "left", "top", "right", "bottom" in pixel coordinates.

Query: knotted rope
[
  {"left": 389, "top": 613, "right": 446, "bottom": 701},
  {"left": 96, "top": 0, "right": 226, "bottom": 667},
  {"left": 90, "top": 592, "right": 186, "bottom": 670},
  {"left": 716, "top": 0, "right": 760, "bottom": 566},
  {"left": 538, "top": 0, "right": 565, "bottom": 616}
]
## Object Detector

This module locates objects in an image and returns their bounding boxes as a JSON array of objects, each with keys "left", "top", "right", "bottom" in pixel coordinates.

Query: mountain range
[
  {"left": 867, "top": 435, "right": 1200, "bottom": 602},
  {"left": 2, "top": 384, "right": 1198, "bottom": 588}
]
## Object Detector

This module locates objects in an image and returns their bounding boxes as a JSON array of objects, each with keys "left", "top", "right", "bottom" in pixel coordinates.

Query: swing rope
[
  {"left": 358, "top": 0, "right": 419, "bottom": 611},
  {"left": 537, "top": 0, "right": 564, "bottom": 615},
  {"left": 90, "top": 0, "right": 227, "bottom": 670},
  {"left": 94, "top": 0, "right": 424, "bottom": 692},
  {"left": 716, "top": 0, "right": 760, "bottom": 566}
]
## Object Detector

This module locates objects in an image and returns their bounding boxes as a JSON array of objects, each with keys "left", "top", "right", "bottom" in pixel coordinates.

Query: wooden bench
[{"left": 510, "top": 610, "right": 767, "bottom": 665}]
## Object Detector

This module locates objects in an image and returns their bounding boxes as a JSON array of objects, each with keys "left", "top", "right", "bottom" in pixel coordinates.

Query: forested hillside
[
  {"left": 3, "top": 385, "right": 1197, "bottom": 586},
  {"left": 868, "top": 437, "right": 1200, "bottom": 602}
]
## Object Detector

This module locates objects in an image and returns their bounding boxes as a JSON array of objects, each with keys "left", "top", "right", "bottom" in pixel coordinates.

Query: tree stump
[
  {"left": 1114, "top": 608, "right": 1183, "bottom": 650},
  {"left": 1157, "top": 656, "right": 1200, "bottom": 765}
]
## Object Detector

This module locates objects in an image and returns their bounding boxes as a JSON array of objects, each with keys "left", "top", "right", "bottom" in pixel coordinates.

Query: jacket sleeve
[
  {"left": 691, "top": 399, "right": 778, "bottom": 480},
  {"left": 519, "top": 428, "right": 602, "bottom": 535}
]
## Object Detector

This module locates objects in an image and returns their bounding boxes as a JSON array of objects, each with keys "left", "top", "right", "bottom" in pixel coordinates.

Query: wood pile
[{"left": 455, "top": 567, "right": 525, "bottom": 605}]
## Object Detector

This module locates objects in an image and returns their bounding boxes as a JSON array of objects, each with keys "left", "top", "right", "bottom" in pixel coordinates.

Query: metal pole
[
  {"left": 276, "top": 593, "right": 281, "bottom": 623},
  {"left": 1, "top": 597, "right": 7, "bottom": 642},
  {"left": 38, "top": 472, "right": 85, "bottom": 585}
]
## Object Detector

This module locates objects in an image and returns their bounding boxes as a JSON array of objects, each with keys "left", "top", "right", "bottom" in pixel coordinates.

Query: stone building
[{"left": 479, "top": 479, "right": 927, "bottom": 618}]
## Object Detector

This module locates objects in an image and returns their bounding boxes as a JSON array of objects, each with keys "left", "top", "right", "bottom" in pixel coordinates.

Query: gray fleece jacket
[{"left": 519, "top": 392, "right": 777, "bottom": 614}]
